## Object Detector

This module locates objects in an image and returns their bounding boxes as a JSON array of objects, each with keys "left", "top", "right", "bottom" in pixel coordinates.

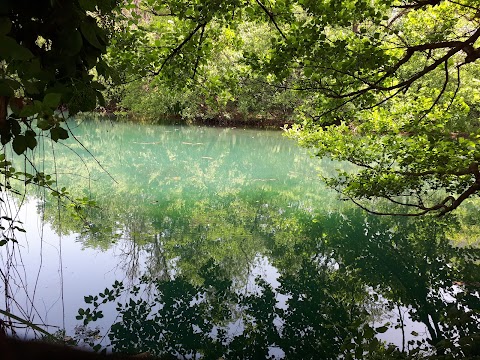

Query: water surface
[{"left": 1, "top": 119, "right": 479, "bottom": 359}]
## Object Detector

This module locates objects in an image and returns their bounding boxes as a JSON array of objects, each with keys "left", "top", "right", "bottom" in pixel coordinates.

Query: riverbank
[{"left": 91, "top": 106, "right": 294, "bottom": 130}]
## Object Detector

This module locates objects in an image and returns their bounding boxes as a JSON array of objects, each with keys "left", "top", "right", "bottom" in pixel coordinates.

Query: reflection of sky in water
[{"left": 1, "top": 198, "right": 128, "bottom": 336}]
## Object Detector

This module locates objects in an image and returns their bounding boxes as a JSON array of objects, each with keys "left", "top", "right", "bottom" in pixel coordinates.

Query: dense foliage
[
  {"left": 0, "top": 0, "right": 118, "bottom": 147},
  {"left": 2, "top": 2, "right": 480, "bottom": 358},
  {"left": 0, "top": 0, "right": 119, "bottom": 209},
  {"left": 283, "top": 1, "right": 480, "bottom": 216},
  {"left": 107, "top": 3, "right": 305, "bottom": 124}
]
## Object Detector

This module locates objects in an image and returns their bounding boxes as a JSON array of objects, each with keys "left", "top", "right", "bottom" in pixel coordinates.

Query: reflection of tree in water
[
  {"left": 323, "top": 212, "right": 480, "bottom": 358},
  {"left": 78, "top": 211, "right": 480, "bottom": 359},
  {"left": 39, "top": 183, "right": 319, "bottom": 288},
  {"left": 32, "top": 122, "right": 331, "bottom": 287},
  {"left": 0, "top": 194, "right": 65, "bottom": 338}
]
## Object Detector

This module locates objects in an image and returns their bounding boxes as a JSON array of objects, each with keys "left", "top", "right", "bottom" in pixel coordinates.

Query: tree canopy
[
  {"left": 0, "top": 0, "right": 121, "bottom": 228},
  {"left": 0, "top": 0, "right": 118, "bottom": 152},
  {"left": 281, "top": 0, "right": 480, "bottom": 216}
]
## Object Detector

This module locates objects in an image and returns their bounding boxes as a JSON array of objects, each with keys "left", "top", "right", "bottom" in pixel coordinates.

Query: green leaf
[
  {"left": 5, "top": 79, "right": 20, "bottom": 91},
  {"left": 24, "top": 81, "right": 40, "bottom": 95},
  {"left": 0, "top": 131, "right": 12, "bottom": 145},
  {"left": 375, "top": 326, "right": 388, "bottom": 333},
  {"left": 19, "top": 104, "right": 40, "bottom": 118},
  {"left": 91, "top": 81, "right": 105, "bottom": 90},
  {"left": 0, "top": 17, "right": 12, "bottom": 35},
  {"left": 80, "top": 22, "right": 103, "bottom": 49},
  {"left": 0, "top": 81, "right": 14, "bottom": 97},
  {"left": 36, "top": 118, "right": 52, "bottom": 130},
  {"left": 12, "top": 135, "right": 27, "bottom": 155},
  {"left": 50, "top": 126, "right": 69, "bottom": 142},
  {"left": 9, "top": 119, "right": 21, "bottom": 136},
  {"left": 78, "top": 0, "right": 96, "bottom": 11},
  {"left": 43, "top": 93, "right": 62, "bottom": 109},
  {"left": 50, "top": 128, "right": 59, "bottom": 142},
  {"left": 96, "top": 90, "right": 105, "bottom": 107},
  {"left": 23, "top": 58, "right": 42, "bottom": 78},
  {"left": 355, "top": 346, "right": 363, "bottom": 359},
  {"left": 59, "top": 29, "right": 83, "bottom": 56},
  {"left": 25, "top": 131, "right": 37, "bottom": 150},
  {"left": 0, "top": 35, "right": 34, "bottom": 60},
  {"left": 363, "top": 325, "right": 375, "bottom": 339},
  {"left": 0, "top": 78, "right": 21, "bottom": 96},
  {"left": 57, "top": 127, "right": 69, "bottom": 140}
]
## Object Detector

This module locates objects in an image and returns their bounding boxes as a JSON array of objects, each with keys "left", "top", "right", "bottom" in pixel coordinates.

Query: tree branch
[
  {"left": 416, "top": 60, "right": 449, "bottom": 122},
  {"left": 192, "top": 23, "right": 206, "bottom": 80},
  {"left": 394, "top": 0, "right": 443, "bottom": 9},
  {"left": 254, "top": 0, "right": 287, "bottom": 41},
  {"left": 434, "top": 162, "right": 480, "bottom": 215},
  {"left": 438, "top": 182, "right": 480, "bottom": 215},
  {"left": 321, "top": 27, "right": 480, "bottom": 100},
  {"left": 348, "top": 197, "right": 432, "bottom": 216},
  {"left": 151, "top": 22, "right": 208, "bottom": 76},
  {"left": 446, "top": 65, "right": 461, "bottom": 111}
]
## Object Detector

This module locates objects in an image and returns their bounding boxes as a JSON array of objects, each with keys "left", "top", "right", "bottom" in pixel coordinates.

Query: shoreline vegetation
[{"left": 90, "top": 105, "right": 294, "bottom": 129}]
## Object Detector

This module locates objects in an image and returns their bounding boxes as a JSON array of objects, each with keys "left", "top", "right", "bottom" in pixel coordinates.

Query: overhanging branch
[
  {"left": 151, "top": 21, "right": 208, "bottom": 77},
  {"left": 341, "top": 162, "right": 480, "bottom": 216},
  {"left": 314, "top": 27, "right": 480, "bottom": 100},
  {"left": 254, "top": 0, "right": 287, "bottom": 41}
]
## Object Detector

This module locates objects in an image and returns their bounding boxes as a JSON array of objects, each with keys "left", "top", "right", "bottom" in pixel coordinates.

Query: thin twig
[{"left": 254, "top": 0, "right": 287, "bottom": 40}]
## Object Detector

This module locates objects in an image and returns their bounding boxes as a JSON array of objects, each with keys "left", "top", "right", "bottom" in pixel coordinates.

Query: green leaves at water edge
[
  {"left": 43, "top": 93, "right": 62, "bottom": 109},
  {"left": 11, "top": 130, "right": 37, "bottom": 155},
  {"left": 50, "top": 126, "right": 69, "bottom": 142},
  {"left": 77, "top": 282, "right": 125, "bottom": 326},
  {"left": 76, "top": 307, "right": 104, "bottom": 325}
]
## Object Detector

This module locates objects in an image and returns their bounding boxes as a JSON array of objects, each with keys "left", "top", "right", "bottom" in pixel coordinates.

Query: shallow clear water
[{"left": 1, "top": 119, "right": 479, "bottom": 359}]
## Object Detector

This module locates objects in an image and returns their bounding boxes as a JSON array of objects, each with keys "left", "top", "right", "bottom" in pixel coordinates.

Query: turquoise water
[{"left": 1, "top": 119, "right": 479, "bottom": 359}]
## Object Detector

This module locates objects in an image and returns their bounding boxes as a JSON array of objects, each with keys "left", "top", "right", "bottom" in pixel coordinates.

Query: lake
[{"left": 1, "top": 118, "right": 479, "bottom": 359}]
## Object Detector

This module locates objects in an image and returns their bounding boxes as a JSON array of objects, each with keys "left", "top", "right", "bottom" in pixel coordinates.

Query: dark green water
[{"left": 1, "top": 119, "right": 479, "bottom": 359}]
